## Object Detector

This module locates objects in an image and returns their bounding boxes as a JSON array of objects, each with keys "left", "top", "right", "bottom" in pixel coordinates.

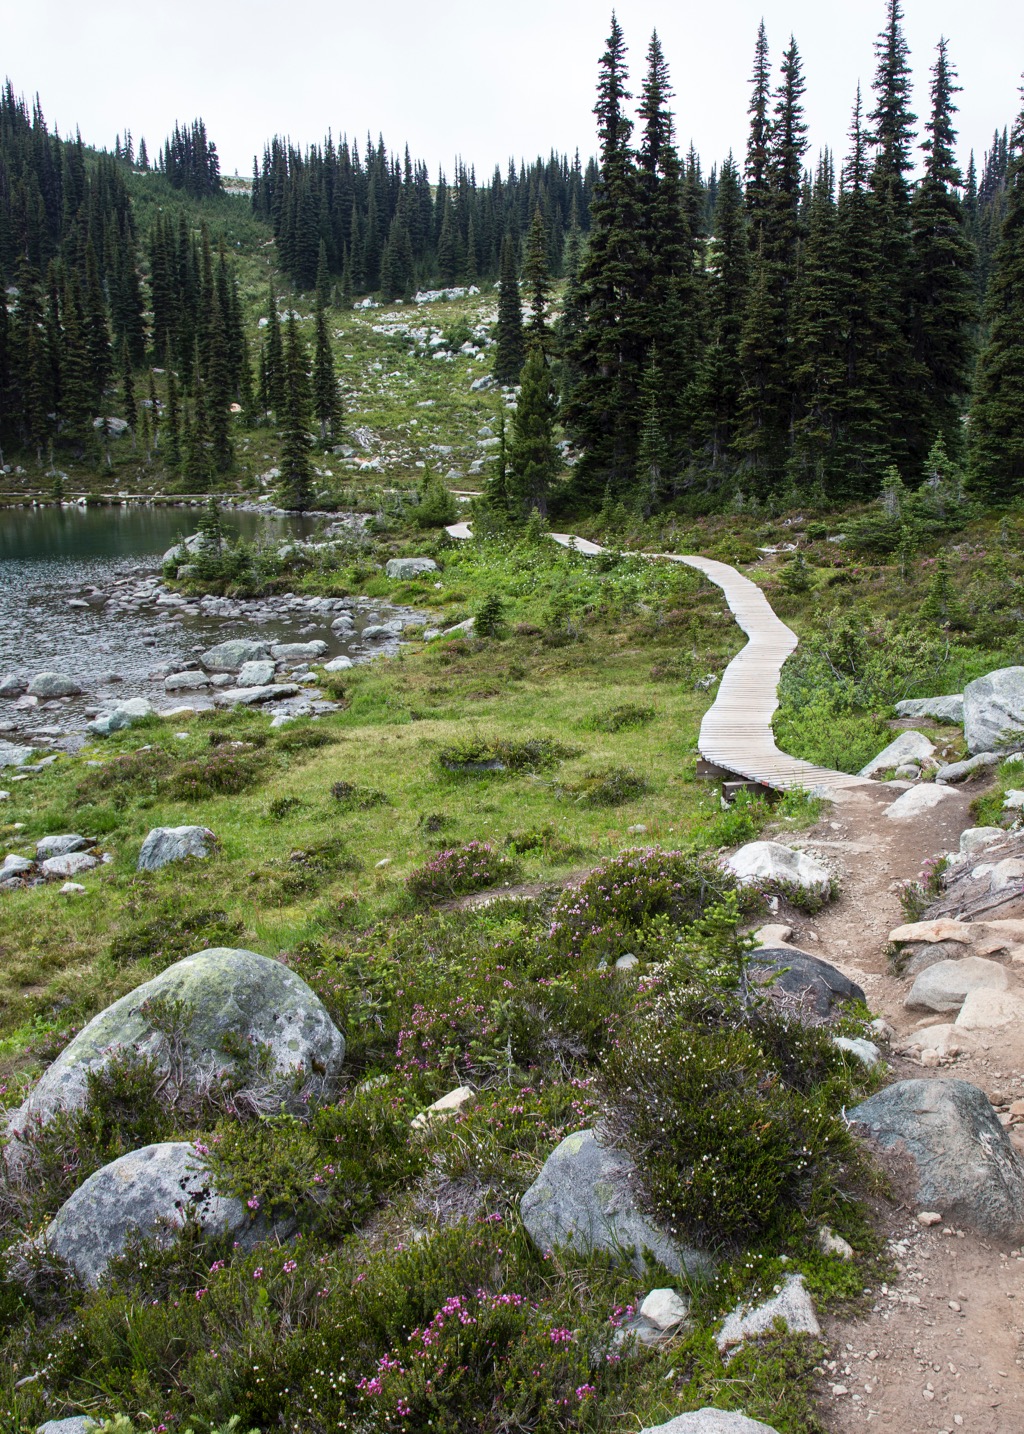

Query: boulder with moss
[
  {"left": 5, "top": 948, "right": 345, "bottom": 1157},
  {"left": 520, "top": 1127, "right": 713, "bottom": 1278},
  {"left": 33, "top": 1141, "right": 292, "bottom": 1288}
]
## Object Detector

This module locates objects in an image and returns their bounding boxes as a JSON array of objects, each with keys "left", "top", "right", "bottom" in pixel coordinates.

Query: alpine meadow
[{"left": 2, "top": 4, "right": 1024, "bottom": 1434}]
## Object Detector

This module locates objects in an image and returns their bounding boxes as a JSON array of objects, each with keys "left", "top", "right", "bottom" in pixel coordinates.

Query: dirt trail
[{"left": 781, "top": 781, "right": 1024, "bottom": 1433}]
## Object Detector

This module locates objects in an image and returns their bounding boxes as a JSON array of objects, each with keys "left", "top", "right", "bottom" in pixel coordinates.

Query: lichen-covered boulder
[
  {"left": 0, "top": 739, "right": 33, "bottom": 767},
  {"left": 86, "top": 697, "right": 155, "bottom": 736},
  {"left": 137, "top": 825, "right": 216, "bottom": 871},
  {"left": 894, "top": 694, "right": 964, "bottom": 725},
  {"left": 200, "top": 639, "right": 271, "bottom": 673},
  {"left": 963, "top": 667, "right": 1024, "bottom": 754},
  {"left": 6, "top": 948, "right": 345, "bottom": 1150},
  {"left": 270, "top": 641, "right": 329, "bottom": 663},
  {"left": 27, "top": 672, "right": 82, "bottom": 698},
  {"left": 385, "top": 556, "right": 439, "bottom": 579},
  {"left": 35, "top": 1141, "right": 289, "bottom": 1288},
  {"left": 850, "top": 1079, "right": 1024, "bottom": 1243},
  {"left": 520, "top": 1128, "right": 713, "bottom": 1278}
]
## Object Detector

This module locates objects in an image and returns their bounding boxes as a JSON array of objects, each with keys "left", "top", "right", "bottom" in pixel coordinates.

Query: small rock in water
[
  {"left": 0, "top": 674, "right": 28, "bottom": 698},
  {"left": 26, "top": 672, "right": 82, "bottom": 699}
]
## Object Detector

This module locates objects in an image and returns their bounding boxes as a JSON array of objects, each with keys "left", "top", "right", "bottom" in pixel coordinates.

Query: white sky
[{"left": 4, "top": 1, "right": 1022, "bottom": 181}]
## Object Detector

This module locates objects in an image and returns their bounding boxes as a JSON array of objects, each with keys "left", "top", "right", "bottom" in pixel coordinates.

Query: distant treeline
[{"left": 251, "top": 135, "right": 599, "bottom": 295}]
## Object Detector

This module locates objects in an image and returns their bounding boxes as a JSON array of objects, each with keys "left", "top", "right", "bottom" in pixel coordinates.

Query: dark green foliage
[
  {"left": 562, "top": 764, "right": 649, "bottom": 807},
  {"left": 437, "top": 735, "right": 577, "bottom": 774},
  {"left": 414, "top": 472, "right": 458, "bottom": 528},
  {"left": 475, "top": 592, "right": 506, "bottom": 637},
  {"left": 606, "top": 986, "right": 860, "bottom": 1244},
  {"left": 492, "top": 232, "right": 525, "bottom": 385},
  {"left": 159, "top": 118, "right": 221, "bottom": 198},
  {"left": 581, "top": 702, "right": 656, "bottom": 732},
  {"left": 279, "top": 313, "right": 313, "bottom": 510},
  {"left": 506, "top": 346, "right": 560, "bottom": 517},
  {"left": 253, "top": 838, "right": 362, "bottom": 905},
  {"left": 166, "top": 748, "right": 268, "bottom": 801}
]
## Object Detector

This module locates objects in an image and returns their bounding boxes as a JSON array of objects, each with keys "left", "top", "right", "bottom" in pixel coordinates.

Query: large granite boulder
[
  {"left": 935, "top": 751, "right": 1004, "bottom": 784},
  {"left": 963, "top": 668, "right": 1024, "bottom": 755},
  {"left": 6, "top": 947, "right": 345, "bottom": 1146},
  {"left": 270, "top": 641, "right": 329, "bottom": 663},
  {"left": 86, "top": 697, "right": 155, "bottom": 736},
  {"left": 749, "top": 948, "right": 865, "bottom": 1017},
  {"left": 883, "top": 785, "right": 958, "bottom": 821},
  {"left": 41, "top": 853, "right": 99, "bottom": 880},
  {"left": 640, "top": 1414, "right": 780, "bottom": 1434},
  {"left": 36, "top": 835, "right": 89, "bottom": 860},
  {"left": 850, "top": 1079, "right": 1024, "bottom": 1243},
  {"left": 724, "top": 842, "right": 831, "bottom": 899},
  {"left": 164, "top": 670, "right": 211, "bottom": 693},
  {"left": 894, "top": 695, "right": 965, "bottom": 725},
  {"left": 35, "top": 1141, "right": 288, "bottom": 1288},
  {"left": 137, "top": 825, "right": 216, "bottom": 871},
  {"left": 859, "top": 730, "right": 936, "bottom": 778},
  {"left": 520, "top": 1128, "right": 713, "bottom": 1278},
  {"left": 904, "top": 956, "right": 1008, "bottom": 1014},
  {"left": 237, "top": 660, "right": 277, "bottom": 688},
  {"left": 26, "top": 672, "right": 82, "bottom": 699},
  {"left": 200, "top": 639, "right": 271, "bottom": 673},
  {"left": 0, "top": 740, "right": 34, "bottom": 768},
  {"left": 385, "top": 557, "right": 439, "bottom": 579}
]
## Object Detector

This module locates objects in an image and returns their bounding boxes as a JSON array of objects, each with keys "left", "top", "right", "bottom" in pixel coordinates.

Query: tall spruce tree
[
  {"left": 492, "top": 232, "right": 526, "bottom": 384},
  {"left": 523, "top": 205, "right": 552, "bottom": 349},
  {"left": 969, "top": 90, "right": 1024, "bottom": 498},
  {"left": 280, "top": 313, "right": 314, "bottom": 509},
  {"left": 744, "top": 20, "right": 773, "bottom": 247},
  {"left": 693, "top": 153, "right": 749, "bottom": 470},
  {"left": 313, "top": 265, "right": 341, "bottom": 442},
  {"left": 910, "top": 39, "right": 977, "bottom": 458}
]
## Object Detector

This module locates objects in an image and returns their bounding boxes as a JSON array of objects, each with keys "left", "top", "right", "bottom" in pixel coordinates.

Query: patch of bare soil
[{"left": 780, "top": 780, "right": 1024, "bottom": 1433}]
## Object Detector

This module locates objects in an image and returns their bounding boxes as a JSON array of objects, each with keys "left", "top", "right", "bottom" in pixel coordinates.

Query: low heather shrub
[
  {"left": 108, "top": 906, "right": 244, "bottom": 970},
  {"left": 561, "top": 764, "right": 649, "bottom": 807},
  {"left": 406, "top": 841, "right": 520, "bottom": 902},
  {"left": 580, "top": 702, "right": 656, "bottom": 732},
  {"left": 437, "top": 736, "right": 578, "bottom": 775},
  {"left": 331, "top": 780, "right": 390, "bottom": 809}
]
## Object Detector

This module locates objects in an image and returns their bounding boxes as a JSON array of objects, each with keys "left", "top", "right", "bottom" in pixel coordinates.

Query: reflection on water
[{"left": 0, "top": 506, "right": 329, "bottom": 696}]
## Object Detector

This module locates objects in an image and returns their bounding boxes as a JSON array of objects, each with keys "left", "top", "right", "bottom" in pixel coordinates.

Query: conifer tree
[
  {"left": 910, "top": 39, "right": 977, "bottom": 458},
  {"left": 694, "top": 153, "right": 748, "bottom": 469},
  {"left": 163, "top": 360, "right": 182, "bottom": 471},
  {"left": 481, "top": 410, "right": 511, "bottom": 517},
  {"left": 280, "top": 313, "right": 314, "bottom": 509},
  {"left": 492, "top": 232, "right": 525, "bottom": 384},
  {"left": 265, "top": 286, "right": 286, "bottom": 416},
  {"left": 507, "top": 345, "right": 559, "bottom": 517},
  {"left": 744, "top": 20, "right": 773, "bottom": 247},
  {"left": 969, "top": 90, "right": 1024, "bottom": 498},
  {"left": 313, "top": 272, "right": 341, "bottom": 443},
  {"left": 119, "top": 339, "right": 137, "bottom": 448},
  {"left": 636, "top": 353, "right": 669, "bottom": 513},
  {"left": 523, "top": 205, "right": 551, "bottom": 348}
]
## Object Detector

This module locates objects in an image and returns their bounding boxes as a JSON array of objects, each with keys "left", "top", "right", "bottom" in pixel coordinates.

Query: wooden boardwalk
[{"left": 446, "top": 525, "right": 874, "bottom": 800}]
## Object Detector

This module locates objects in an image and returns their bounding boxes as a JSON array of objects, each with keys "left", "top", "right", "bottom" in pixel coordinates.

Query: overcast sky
[{"left": 4, "top": 1, "right": 1022, "bottom": 181}]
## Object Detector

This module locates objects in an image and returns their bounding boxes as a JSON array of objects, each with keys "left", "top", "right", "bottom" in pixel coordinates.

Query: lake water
[{"left": 0, "top": 504, "right": 420, "bottom": 743}]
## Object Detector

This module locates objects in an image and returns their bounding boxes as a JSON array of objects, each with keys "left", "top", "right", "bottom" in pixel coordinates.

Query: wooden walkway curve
[{"left": 445, "top": 523, "right": 874, "bottom": 800}]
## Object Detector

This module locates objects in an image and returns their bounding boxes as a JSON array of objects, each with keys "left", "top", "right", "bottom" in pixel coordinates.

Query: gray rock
[
  {"left": 36, "top": 1141, "right": 288, "bottom": 1288},
  {"left": 200, "top": 639, "right": 271, "bottom": 673},
  {"left": 162, "top": 533, "right": 203, "bottom": 565},
  {"left": 0, "top": 673, "right": 28, "bottom": 698},
  {"left": 639, "top": 1287, "right": 690, "bottom": 1330},
  {"left": 832, "top": 1036, "right": 881, "bottom": 1067},
  {"left": 958, "top": 826, "right": 1005, "bottom": 858},
  {"left": 859, "top": 730, "right": 936, "bottom": 778},
  {"left": 443, "top": 617, "right": 476, "bottom": 636},
  {"left": 86, "top": 697, "right": 155, "bottom": 736},
  {"left": 850, "top": 1079, "right": 1024, "bottom": 1242},
  {"left": 1, "top": 854, "right": 35, "bottom": 879},
  {"left": 26, "top": 672, "right": 82, "bottom": 699},
  {"left": 213, "top": 683, "right": 300, "bottom": 706},
  {"left": 749, "top": 948, "right": 865, "bottom": 1017},
  {"left": 6, "top": 947, "right": 345, "bottom": 1141},
  {"left": 894, "top": 694, "right": 965, "bottom": 724},
  {"left": 519, "top": 1128, "right": 712, "bottom": 1278},
  {"left": 322, "top": 656, "right": 353, "bottom": 672},
  {"left": 270, "top": 641, "right": 329, "bottom": 663},
  {"left": 38, "top": 1420, "right": 98, "bottom": 1434},
  {"left": 904, "top": 956, "right": 1008, "bottom": 1013},
  {"left": 640, "top": 1412, "right": 780, "bottom": 1434},
  {"left": 964, "top": 667, "right": 1024, "bottom": 755},
  {"left": 36, "top": 834, "right": 89, "bottom": 859},
  {"left": 725, "top": 841, "right": 831, "bottom": 898},
  {"left": 361, "top": 624, "right": 396, "bottom": 641},
  {"left": 236, "top": 660, "right": 277, "bottom": 688},
  {"left": 164, "top": 670, "right": 211, "bottom": 693},
  {"left": 883, "top": 784, "right": 959, "bottom": 821},
  {"left": 137, "top": 825, "right": 216, "bottom": 871},
  {"left": 936, "top": 751, "right": 1004, "bottom": 784},
  {"left": 0, "top": 740, "right": 34, "bottom": 767},
  {"left": 717, "top": 1273, "right": 820, "bottom": 1351},
  {"left": 385, "top": 557, "right": 439, "bottom": 579},
  {"left": 92, "top": 415, "right": 129, "bottom": 437},
  {"left": 41, "top": 853, "right": 100, "bottom": 880},
  {"left": 899, "top": 939, "right": 967, "bottom": 976}
]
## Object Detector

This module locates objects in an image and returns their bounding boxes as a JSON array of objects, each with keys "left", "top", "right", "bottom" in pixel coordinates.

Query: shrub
[
  {"left": 267, "top": 795, "right": 303, "bottom": 820},
  {"left": 581, "top": 702, "right": 657, "bottom": 732},
  {"left": 476, "top": 592, "right": 506, "bottom": 638},
  {"left": 274, "top": 725, "right": 338, "bottom": 753},
  {"left": 414, "top": 474, "right": 458, "bottom": 528},
  {"left": 406, "top": 842, "right": 520, "bottom": 902},
  {"left": 561, "top": 764, "right": 649, "bottom": 807},
  {"left": 548, "top": 847, "right": 742, "bottom": 966},
  {"left": 331, "top": 780, "right": 390, "bottom": 809},
  {"left": 166, "top": 749, "right": 268, "bottom": 801},
  {"left": 253, "top": 839, "right": 362, "bottom": 904},
  {"left": 504, "top": 822, "right": 585, "bottom": 860},
  {"left": 437, "top": 736, "right": 577, "bottom": 775},
  {"left": 605, "top": 992, "right": 858, "bottom": 1244},
  {"left": 76, "top": 749, "right": 175, "bottom": 808}
]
